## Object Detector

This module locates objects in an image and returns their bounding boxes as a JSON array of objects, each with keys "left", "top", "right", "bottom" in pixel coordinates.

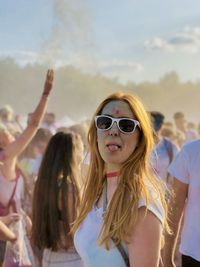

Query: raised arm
[
  {"left": 3, "top": 69, "right": 54, "bottom": 160},
  {"left": 128, "top": 207, "right": 163, "bottom": 267}
]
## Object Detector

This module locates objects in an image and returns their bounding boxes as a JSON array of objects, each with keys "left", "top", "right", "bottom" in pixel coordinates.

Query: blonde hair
[{"left": 72, "top": 92, "right": 169, "bottom": 248}]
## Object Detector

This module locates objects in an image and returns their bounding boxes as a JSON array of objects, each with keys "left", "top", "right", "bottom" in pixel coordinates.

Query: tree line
[{"left": 0, "top": 57, "right": 199, "bottom": 123}]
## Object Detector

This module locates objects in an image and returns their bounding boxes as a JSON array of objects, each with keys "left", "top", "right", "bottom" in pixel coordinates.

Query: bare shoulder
[
  {"left": 128, "top": 207, "right": 162, "bottom": 239},
  {"left": 127, "top": 207, "right": 163, "bottom": 267}
]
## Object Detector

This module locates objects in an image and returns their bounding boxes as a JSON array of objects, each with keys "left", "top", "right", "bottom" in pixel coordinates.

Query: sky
[{"left": 1, "top": 0, "right": 200, "bottom": 83}]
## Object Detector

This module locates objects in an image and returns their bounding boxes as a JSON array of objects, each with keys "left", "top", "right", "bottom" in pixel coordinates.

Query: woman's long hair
[
  {"left": 31, "top": 132, "right": 80, "bottom": 251},
  {"left": 72, "top": 92, "right": 169, "bottom": 248}
]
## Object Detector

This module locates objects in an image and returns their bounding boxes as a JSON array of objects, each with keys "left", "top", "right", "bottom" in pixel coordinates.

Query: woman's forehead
[{"left": 101, "top": 100, "right": 133, "bottom": 117}]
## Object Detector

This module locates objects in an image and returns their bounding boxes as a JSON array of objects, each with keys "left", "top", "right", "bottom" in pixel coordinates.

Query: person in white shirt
[
  {"left": 150, "top": 111, "right": 179, "bottom": 186},
  {"left": 72, "top": 92, "right": 169, "bottom": 267},
  {"left": 164, "top": 139, "right": 200, "bottom": 267}
]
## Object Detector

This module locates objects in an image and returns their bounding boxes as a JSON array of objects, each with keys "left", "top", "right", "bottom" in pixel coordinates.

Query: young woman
[
  {"left": 0, "top": 69, "right": 54, "bottom": 266},
  {"left": 31, "top": 132, "right": 84, "bottom": 267},
  {"left": 73, "top": 92, "right": 169, "bottom": 267}
]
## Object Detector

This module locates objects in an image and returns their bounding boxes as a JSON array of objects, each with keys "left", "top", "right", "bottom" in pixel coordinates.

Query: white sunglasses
[{"left": 95, "top": 115, "right": 140, "bottom": 134}]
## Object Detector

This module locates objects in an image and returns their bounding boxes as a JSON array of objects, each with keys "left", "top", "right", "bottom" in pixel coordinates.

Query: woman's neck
[
  {"left": 106, "top": 171, "right": 119, "bottom": 188},
  {"left": 106, "top": 170, "right": 119, "bottom": 178}
]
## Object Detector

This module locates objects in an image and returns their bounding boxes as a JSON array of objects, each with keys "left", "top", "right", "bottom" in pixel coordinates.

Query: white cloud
[
  {"left": 145, "top": 26, "right": 200, "bottom": 54},
  {"left": 74, "top": 59, "right": 144, "bottom": 83},
  {"left": 95, "top": 60, "right": 143, "bottom": 84},
  {"left": 144, "top": 37, "right": 173, "bottom": 52},
  {"left": 0, "top": 50, "right": 38, "bottom": 65},
  {"left": 0, "top": 50, "right": 143, "bottom": 83},
  {"left": 99, "top": 60, "right": 143, "bottom": 73},
  {"left": 0, "top": 49, "right": 73, "bottom": 67}
]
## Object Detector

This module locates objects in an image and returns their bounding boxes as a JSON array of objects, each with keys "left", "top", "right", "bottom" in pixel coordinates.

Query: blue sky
[{"left": 1, "top": 0, "right": 200, "bottom": 83}]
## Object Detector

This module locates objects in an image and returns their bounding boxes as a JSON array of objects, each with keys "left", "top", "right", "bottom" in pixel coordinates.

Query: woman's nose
[{"left": 108, "top": 122, "right": 119, "bottom": 136}]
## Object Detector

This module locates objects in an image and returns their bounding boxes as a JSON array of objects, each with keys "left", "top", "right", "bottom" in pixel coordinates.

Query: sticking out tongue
[{"left": 107, "top": 144, "right": 120, "bottom": 152}]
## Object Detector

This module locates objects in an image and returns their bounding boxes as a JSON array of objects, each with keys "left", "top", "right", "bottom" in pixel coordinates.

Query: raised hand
[{"left": 43, "top": 69, "right": 54, "bottom": 96}]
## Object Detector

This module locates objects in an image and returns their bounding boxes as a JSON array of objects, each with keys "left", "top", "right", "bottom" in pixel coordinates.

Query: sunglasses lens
[
  {"left": 96, "top": 116, "right": 112, "bottom": 130},
  {"left": 119, "top": 119, "right": 135, "bottom": 133}
]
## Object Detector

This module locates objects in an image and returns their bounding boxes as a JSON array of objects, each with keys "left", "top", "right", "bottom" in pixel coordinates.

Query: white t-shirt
[
  {"left": 74, "top": 184, "right": 164, "bottom": 267},
  {"left": 151, "top": 138, "right": 179, "bottom": 182},
  {"left": 168, "top": 139, "right": 200, "bottom": 261},
  {"left": 185, "top": 130, "right": 198, "bottom": 144}
]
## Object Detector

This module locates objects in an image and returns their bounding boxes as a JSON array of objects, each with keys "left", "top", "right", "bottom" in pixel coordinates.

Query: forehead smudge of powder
[{"left": 112, "top": 107, "right": 120, "bottom": 115}]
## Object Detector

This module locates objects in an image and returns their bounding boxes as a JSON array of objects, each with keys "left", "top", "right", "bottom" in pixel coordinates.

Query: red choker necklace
[{"left": 106, "top": 171, "right": 120, "bottom": 178}]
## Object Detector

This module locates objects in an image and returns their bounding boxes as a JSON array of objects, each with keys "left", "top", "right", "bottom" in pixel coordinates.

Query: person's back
[
  {"left": 164, "top": 139, "right": 200, "bottom": 266},
  {"left": 31, "top": 132, "right": 84, "bottom": 267},
  {"left": 152, "top": 137, "right": 178, "bottom": 183},
  {"left": 150, "top": 111, "right": 179, "bottom": 187}
]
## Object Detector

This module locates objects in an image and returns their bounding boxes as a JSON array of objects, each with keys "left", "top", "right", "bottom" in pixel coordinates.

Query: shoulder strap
[
  {"left": 115, "top": 242, "right": 130, "bottom": 267},
  {"left": 102, "top": 181, "right": 130, "bottom": 267},
  {"left": 7, "top": 169, "right": 20, "bottom": 207}
]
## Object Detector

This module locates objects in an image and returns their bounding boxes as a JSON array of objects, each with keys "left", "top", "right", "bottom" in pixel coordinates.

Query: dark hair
[
  {"left": 150, "top": 111, "right": 165, "bottom": 132},
  {"left": 31, "top": 132, "right": 80, "bottom": 251}
]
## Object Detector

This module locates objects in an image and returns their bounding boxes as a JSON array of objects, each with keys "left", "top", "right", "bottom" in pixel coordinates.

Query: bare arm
[
  {"left": 163, "top": 178, "right": 188, "bottom": 267},
  {"left": 3, "top": 69, "right": 54, "bottom": 160},
  {"left": 0, "top": 213, "right": 20, "bottom": 242},
  {"left": 128, "top": 207, "right": 163, "bottom": 267},
  {"left": 0, "top": 221, "right": 17, "bottom": 242}
]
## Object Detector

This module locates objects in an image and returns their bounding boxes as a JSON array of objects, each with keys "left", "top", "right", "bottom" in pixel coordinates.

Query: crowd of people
[{"left": 0, "top": 70, "right": 199, "bottom": 267}]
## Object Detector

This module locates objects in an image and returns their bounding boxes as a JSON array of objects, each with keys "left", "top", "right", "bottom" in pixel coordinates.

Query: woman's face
[{"left": 96, "top": 100, "right": 140, "bottom": 171}]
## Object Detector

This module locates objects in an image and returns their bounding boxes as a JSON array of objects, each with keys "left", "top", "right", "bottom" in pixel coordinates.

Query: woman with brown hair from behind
[{"left": 31, "top": 132, "right": 84, "bottom": 267}]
